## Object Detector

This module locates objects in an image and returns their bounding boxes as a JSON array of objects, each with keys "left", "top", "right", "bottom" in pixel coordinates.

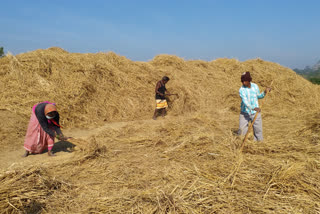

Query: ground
[{"left": 1, "top": 113, "right": 319, "bottom": 213}]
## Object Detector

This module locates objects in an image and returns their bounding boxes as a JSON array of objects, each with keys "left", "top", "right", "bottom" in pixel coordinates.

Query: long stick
[{"left": 240, "top": 81, "right": 273, "bottom": 151}]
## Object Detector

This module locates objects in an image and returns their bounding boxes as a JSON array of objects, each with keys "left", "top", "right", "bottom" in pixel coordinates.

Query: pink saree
[{"left": 24, "top": 102, "right": 55, "bottom": 153}]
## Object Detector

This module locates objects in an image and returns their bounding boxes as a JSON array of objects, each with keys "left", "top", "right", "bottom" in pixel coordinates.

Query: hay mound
[
  {"left": 0, "top": 47, "right": 319, "bottom": 130},
  {"left": 0, "top": 167, "right": 71, "bottom": 213},
  {"left": 0, "top": 47, "right": 320, "bottom": 213}
]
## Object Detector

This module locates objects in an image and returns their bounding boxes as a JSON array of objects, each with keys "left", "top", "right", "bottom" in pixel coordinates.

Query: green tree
[
  {"left": 309, "top": 77, "right": 320, "bottom": 85},
  {"left": 0, "top": 47, "right": 4, "bottom": 57}
]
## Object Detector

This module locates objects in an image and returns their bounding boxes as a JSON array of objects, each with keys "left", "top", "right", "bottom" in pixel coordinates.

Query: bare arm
[{"left": 165, "top": 90, "right": 176, "bottom": 96}]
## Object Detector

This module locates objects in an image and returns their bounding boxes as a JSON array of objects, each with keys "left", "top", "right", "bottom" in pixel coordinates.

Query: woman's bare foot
[
  {"left": 22, "top": 151, "right": 29, "bottom": 157},
  {"left": 48, "top": 151, "right": 56, "bottom": 157}
]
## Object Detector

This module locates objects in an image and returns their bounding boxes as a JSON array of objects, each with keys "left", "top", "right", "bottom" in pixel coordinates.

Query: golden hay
[
  {"left": 0, "top": 47, "right": 319, "bottom": 213},
  {"left": 0, "top": 167, "right": 72, "bottom": 213}
]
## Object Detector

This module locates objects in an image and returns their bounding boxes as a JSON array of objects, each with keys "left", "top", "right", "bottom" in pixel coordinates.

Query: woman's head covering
[
  {"left": 241, "top": 72, "right": 252, "bottom": 82},
  {"left": 44, "top": 104, "right": 57, "bottom": 115}
]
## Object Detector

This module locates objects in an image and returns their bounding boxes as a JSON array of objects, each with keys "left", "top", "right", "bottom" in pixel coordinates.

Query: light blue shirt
[{"left": 239, "top": 82, "right": 265, "bottom": 114}]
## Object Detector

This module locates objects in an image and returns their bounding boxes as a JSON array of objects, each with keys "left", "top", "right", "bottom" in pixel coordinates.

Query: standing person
[
  {"left": 238, "top": 72, "right": 271, "bottom": 141},
  {"left": 153, "top": 76, "right": 173, "bottom": 120},
  {"left": 23, "top": 101, "right": 69, "bottom": 157}
]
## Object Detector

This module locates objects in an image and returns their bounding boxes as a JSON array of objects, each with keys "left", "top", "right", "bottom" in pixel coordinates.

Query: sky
[{"left": 1, "top": 0, "right": 320, "bottom": 69}]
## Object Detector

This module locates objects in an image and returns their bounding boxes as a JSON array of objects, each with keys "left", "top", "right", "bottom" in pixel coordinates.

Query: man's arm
[{"left": 256, "top": 86, "right": 266, "bottom": 99}]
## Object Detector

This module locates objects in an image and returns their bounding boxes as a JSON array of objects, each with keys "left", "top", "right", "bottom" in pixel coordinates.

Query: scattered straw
[{"left": 0, "top": 47, "right": 319, "bottom": 213}]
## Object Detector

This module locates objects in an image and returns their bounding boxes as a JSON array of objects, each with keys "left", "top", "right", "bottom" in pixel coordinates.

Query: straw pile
[
  {"left": 0, "top": 167, "right": 72, "bottom": 213},
  {"left": 0, "top": 47, "right": 319, "bottom": 213}
]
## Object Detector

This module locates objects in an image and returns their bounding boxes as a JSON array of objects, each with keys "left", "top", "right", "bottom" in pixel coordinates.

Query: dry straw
[{"left": 0, "top": 47, "right": 319, "bottom": 213}]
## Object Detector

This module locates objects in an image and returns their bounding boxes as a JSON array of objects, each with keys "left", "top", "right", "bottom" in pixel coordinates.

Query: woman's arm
[{"left": 35, "top": 104, "right": 56, "bottom": 137}]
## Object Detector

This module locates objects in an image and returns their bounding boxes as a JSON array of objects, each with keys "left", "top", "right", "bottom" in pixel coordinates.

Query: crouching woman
[{"left": 23, "top": 101, "right": 68, "bottom": 157}]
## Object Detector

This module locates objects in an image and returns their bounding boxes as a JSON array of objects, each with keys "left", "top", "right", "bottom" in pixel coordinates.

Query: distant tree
[
  {"left": 309, "top": 77, "right": 320, "bottom": 85},
  {"left": 294, "top": 60, "right": 320, "bottom": 79},
  {"left": 0, "top": 47, "right": 4, "bottom": 58}
]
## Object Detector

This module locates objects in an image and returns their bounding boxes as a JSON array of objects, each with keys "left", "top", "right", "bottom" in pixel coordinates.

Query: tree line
[{"left": 293, "top": 60, "right": 320, "bottom": 85}]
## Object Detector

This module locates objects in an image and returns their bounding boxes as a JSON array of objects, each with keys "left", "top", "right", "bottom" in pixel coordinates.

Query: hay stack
[
  {"left": 0, "top": 47, "right": 319, "bottom": 213},
  {"left": 1, "top": 48, "right": 319, "bottom": 126},
  {"left": 0, "top": 167, "right": 71, "bottom": 213}
]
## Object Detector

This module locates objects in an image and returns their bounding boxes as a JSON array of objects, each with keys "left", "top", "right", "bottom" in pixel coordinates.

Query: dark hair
[
  {"left": 241, "top": 72, "right": 252, "bottom": 82},
  {"left": 162, "top": 76, "right": 170, "bottom": 81}
]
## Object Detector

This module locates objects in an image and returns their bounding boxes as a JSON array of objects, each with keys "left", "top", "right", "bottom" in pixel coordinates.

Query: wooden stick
[{"left": 240, "top": 81, "right": 273, "bottom": 151}]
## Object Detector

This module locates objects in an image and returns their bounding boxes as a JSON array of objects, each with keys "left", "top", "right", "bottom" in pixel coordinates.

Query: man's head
[
  {"left": 241, "top": 72, "right": 252, "bottom": 87},
  {"left": 162, "top": 76, "right": 170, "bottom": 84}
]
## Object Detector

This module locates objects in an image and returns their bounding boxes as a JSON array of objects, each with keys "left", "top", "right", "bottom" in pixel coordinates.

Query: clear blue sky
[{"left": 1, "top": 0, "right": 319, "bottom": 69}]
